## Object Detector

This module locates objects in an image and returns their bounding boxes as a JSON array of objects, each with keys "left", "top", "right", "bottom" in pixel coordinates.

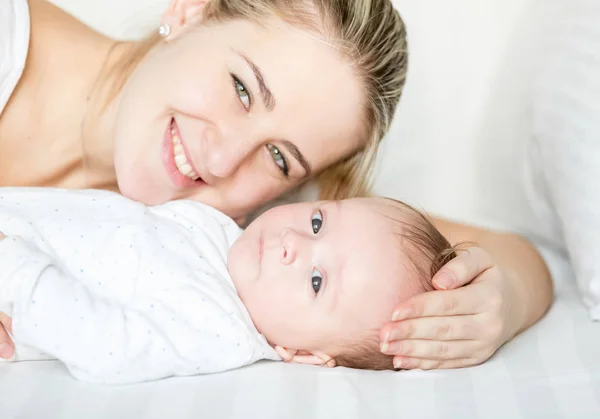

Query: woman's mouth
[
  {"left": 172, "top": 129, "right": 199, "bottom": 180},
  {"left": 163, "top": 118, "right": 205, "bottom": 188}
]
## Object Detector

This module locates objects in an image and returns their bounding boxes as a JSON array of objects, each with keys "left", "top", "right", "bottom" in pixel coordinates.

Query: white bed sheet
[{"left": 2, "top": 249, "right": 600, "bottom": 419}]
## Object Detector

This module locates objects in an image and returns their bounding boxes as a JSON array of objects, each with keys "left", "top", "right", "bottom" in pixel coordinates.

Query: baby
[{"left": 0, "top": 187, "right": 456, "bottom": 384}]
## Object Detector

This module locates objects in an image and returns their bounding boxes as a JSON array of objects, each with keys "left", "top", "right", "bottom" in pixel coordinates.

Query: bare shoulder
[
  {"left": 29, "top": 0, "right": 100, "bottom": 43},
  {"left": 0, "top": 0, "right": 109, "bottom": 187}
]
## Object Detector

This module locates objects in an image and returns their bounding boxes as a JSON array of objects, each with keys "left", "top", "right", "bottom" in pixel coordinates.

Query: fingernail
[
  {"left": 381, "top": 342, "right": 389, "bottom": 353},
  {"left": 394, "top": 359, "right": 403, "bottom": 369},
  {"left": 434, "top": 272, "right": 454, "bottom": 290},
  {"left": 0, "top": 343, "right": 13, "bottom": 359},
  {"left": 392, "top": 308, "right": 413, "bottom": 321},
  {"left": 383, "top": 331, "right": 390, "bottom": 343}
]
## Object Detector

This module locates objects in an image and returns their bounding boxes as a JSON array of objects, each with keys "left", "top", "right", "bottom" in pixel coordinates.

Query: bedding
[
  {"left": 527, "top": 0, "right": 600, "bottom": 320},
  {"left": 2, "top": 247, "right": 600, "bottom": 418}
]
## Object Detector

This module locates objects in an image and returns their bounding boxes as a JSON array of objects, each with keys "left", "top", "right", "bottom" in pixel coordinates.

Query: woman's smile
[{"left": 163, "top": 117, "right": 206, "bottom": 188}]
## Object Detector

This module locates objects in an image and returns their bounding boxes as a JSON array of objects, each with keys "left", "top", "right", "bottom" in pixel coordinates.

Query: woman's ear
[
  {"left": 161, "top": 0, "right": 211, "bottom": 39},
  {"left": 275, "top": 346, "right": 336, "bottom": 368}
]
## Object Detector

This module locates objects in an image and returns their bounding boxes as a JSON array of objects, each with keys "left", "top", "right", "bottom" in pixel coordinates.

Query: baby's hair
[{"left": 334, "top": 197, "right": 462, "bottom": 370}]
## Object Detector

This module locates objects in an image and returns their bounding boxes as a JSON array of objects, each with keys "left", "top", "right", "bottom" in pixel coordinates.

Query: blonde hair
[
  {"left": 334, "top": 198, "right": 461, "bottom": 370},
  {"left": 101, "top": 0, "right": 408, "bottom": 201}
]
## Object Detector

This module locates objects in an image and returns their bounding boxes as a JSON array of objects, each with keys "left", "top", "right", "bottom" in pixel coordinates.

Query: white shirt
[
  {"left": 0, "top": 187, "right": 279, "bottom": 384},
  {"left": 0, "top": 0, "right": 29, "bottom": 115}
]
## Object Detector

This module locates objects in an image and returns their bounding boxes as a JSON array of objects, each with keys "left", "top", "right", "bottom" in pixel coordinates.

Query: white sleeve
[
  {"left": 0, "top": 236, "right": 253, "bottom": 384},
  {"left": 0, "top": 0, "right": 30, "bottom": 115}
]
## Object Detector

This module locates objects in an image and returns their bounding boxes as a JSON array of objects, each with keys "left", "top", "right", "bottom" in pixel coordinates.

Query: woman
[{"left": 0, "top": 0, "right": 553, "bottom": 370}]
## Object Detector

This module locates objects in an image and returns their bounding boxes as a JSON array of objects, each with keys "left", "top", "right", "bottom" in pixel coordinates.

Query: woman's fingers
[
  {"left": 394, "top": 356, "right": 477, "bottom": 370},
  {"left": 391, "top": 284, "right": 486, "bottom": 321},
  {"left": 382, "top": 339, "right": 478, "bottom": 360},
  {"left": 432, "top": 246, "right": 493, "bottom": 290},
  {"left": 382, "top": 315, "right": 481, "bottom": 342}
]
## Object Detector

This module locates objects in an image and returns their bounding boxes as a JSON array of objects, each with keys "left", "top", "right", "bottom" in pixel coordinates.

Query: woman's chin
[{"left": 117, "top": 173, "right": 171, "bottom": 206}]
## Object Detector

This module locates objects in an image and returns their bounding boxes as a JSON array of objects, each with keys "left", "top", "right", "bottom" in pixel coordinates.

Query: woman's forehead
[{"left": 225, "top": 20, "right": 366, "bottom": 165}]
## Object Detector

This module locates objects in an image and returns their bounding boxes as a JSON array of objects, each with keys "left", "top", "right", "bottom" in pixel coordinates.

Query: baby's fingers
[
  {"left": 381, "top": 339, "right": 478, "bottom": 361},
  {"left": 0, "top": 313, "right": 15, "bottom": 360},
  {"left": 433, "top": 247, "right": 493, "bottom": 290}
]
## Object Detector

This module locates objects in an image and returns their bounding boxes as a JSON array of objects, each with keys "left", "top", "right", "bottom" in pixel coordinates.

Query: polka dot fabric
[{"left": 0, "top": 187, "right": 279, "bottom": 384}]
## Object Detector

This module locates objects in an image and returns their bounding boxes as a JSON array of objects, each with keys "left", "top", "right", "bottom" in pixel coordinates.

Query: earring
[{"left": 158, "top": 23, "right": 171, "bottom": 38}]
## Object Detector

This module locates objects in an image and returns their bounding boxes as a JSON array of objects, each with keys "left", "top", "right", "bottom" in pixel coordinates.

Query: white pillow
[{"left": 529, "top": 0, "right": 600, "bottom": 320}]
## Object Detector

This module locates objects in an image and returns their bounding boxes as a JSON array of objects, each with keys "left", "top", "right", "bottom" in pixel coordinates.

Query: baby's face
[{"left": 228, "top": 198, "right": 418, "bottom": 355}]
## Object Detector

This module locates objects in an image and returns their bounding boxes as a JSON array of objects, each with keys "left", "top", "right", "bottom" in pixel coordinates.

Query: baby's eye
[
  {"left": 311, "top": 210, "right": 323, "bottom": 234},
  {"left": 231, "top": 74, "right": 251, "bottom": 110},
  {"left": 311, "top": 269, "right": 323, "bottom": 294}
]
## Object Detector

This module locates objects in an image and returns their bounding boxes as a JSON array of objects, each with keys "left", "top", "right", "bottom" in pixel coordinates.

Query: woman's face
[{"left": 113, "top": 14, "right": 365, "bottom": 219}]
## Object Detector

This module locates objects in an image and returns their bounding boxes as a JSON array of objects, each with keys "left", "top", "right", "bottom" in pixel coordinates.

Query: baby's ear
[{"left": 275, "top": 346, "right": 336, "bottom": 367}]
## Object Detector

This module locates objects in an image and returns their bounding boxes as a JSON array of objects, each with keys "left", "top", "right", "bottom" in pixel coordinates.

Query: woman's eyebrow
[
  {"left": 234, "top": 50, "right": 276, "bottom": 111},
  {"left": 279, "top": 139, "right": 312, "bottom": 177},
  {"left": 232, "top": 49, "right": 310, "bottom": 177}
]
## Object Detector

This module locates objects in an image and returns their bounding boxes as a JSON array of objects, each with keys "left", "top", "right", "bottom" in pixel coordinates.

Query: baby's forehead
[
  {"left": 340, "top": 198, "right": 415, "bottom": 237},
  {"left": 337, "top": 198, "right": 424, "bottom": 293}
]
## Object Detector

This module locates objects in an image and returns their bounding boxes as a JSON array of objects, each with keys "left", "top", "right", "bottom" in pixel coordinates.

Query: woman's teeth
[{"left": 171, "top": 128, "right": 199, "bottom": 180}]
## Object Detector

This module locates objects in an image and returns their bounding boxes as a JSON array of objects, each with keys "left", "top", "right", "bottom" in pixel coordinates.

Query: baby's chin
[{"left": 227, "top": 235, "right": 259, "bottom": 293}]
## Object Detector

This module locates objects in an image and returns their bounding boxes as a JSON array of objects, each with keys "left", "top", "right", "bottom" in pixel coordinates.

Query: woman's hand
[{"left": 380, "top": 247, "right": 525, "bottom": 370}]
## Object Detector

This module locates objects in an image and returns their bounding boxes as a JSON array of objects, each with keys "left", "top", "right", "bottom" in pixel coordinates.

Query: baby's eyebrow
[
  {"left": 326, "top": 258, "right": 345, "bottom": 314},
  {"left": 323, "top": 200, "right": 344, "bottom": 313},
  {"left": 327, "top": 277, "right": 340, "bottom": 314}
]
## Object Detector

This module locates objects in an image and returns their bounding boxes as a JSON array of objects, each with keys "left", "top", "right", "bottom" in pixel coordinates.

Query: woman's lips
[{"left": 162, "top": 117, "right": 205, "bottom": 189}]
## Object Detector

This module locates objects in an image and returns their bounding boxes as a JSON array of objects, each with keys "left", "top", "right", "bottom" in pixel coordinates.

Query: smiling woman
[{"left": 0, "top": 0, "right": 408, "bottom": 222}]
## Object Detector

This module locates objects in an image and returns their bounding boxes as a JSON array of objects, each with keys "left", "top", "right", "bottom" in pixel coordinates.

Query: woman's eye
[
  {"left": 311, "top": 210, "right": 323, "bottom": 234},
  {"left": 311, "top": 269, "right": 323, "bottom": 294},
  {"left": 267, "top": 144, "right": 289, "bottom": 177},
  {"left": 232, "top": 75, "right": 251, "bottom": 110}
]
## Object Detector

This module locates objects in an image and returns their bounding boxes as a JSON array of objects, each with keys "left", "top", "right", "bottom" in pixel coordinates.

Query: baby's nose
[{"left": 280, "top": 228, "right": 300, "bottom": 265}]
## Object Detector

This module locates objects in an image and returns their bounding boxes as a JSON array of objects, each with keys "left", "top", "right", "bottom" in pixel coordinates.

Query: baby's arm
[{"left": 0, "top": 234, "right": 246, "bottom": 384}]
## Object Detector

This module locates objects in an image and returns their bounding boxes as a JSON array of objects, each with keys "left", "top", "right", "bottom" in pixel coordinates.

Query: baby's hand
[
  {"left": 380, "top": 247, "right": 519, "bottom": 370},
  {"left": 0, "top": 312, "right": 15, "bottom": 360},
  {"left": 0, "top": 231, "right": 15, "bottom": 359}
]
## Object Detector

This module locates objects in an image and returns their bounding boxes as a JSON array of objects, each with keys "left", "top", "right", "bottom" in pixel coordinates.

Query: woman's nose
[
  {"left": 205, "top": 128, "right": 254, "bottom": 179},
  {"left": 280, "top": 228, "right": 305, "bottom": 265}
]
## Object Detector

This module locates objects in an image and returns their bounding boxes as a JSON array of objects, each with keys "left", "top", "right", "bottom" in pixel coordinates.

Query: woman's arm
[{"left": 380, "top": 218, "right": 554, "bottom": 370}]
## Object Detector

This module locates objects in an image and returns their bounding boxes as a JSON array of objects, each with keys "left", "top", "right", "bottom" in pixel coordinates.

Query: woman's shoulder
[{"left": 0, "top": 0, "right": 30, "bottom": 116}]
